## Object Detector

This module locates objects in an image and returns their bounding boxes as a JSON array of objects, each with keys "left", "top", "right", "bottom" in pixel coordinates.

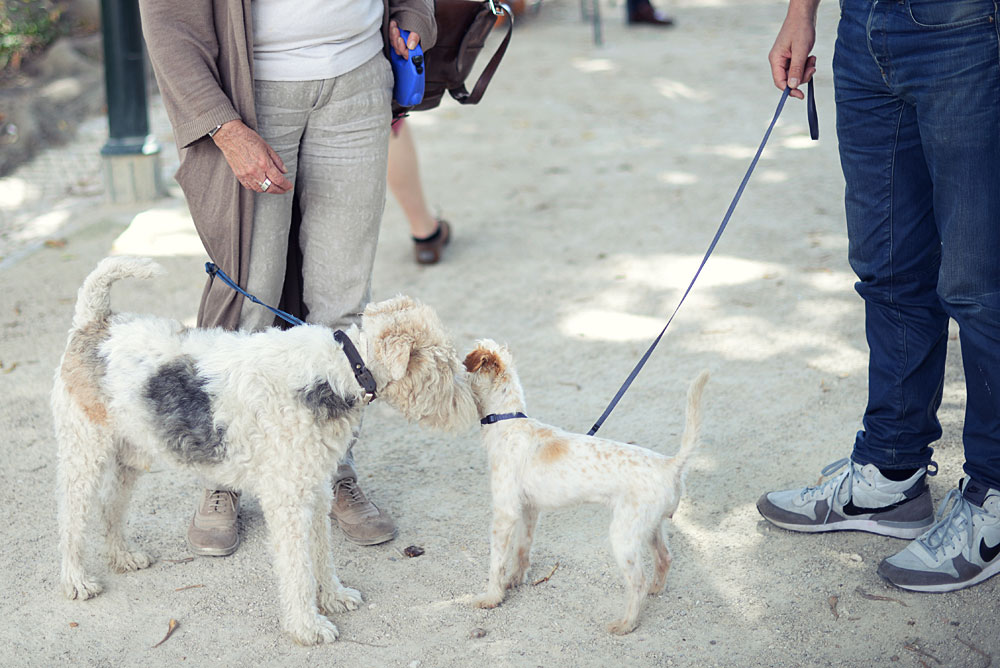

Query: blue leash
[
  {"left": 204, "top": 262, "right": 379, "bottom": 399},
  {"left": 587, "top": 83, "right": 818, "bottom": 436},
  {"left": 205, "top": 261, "right": 305, "bottom": 326}
]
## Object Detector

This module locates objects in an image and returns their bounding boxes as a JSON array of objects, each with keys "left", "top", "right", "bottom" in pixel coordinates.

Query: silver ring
[{"left": 260, "top": 178, "right": 272, "bottom": 191}]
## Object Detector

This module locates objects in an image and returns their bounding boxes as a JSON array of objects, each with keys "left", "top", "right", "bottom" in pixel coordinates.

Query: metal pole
[
  {"left": 99, "top": 0, "right": 161, "bottom": 202},
  {"left": 100, "top": 0, "right": 157, "bottom": 156}
]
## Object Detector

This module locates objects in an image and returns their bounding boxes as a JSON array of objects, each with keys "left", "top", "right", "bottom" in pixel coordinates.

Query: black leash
[
  {"left": 587, "top": 84, "right": 818, "bottom": 436},
  {"left": 205, "top": 262, "right": 378, "bottom": 401}
]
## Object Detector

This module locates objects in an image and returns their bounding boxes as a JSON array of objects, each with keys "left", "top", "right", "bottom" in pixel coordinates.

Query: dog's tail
[
  {"left": 671, "top": 369, "right": 710, "bottom": 479},
  {"left": 72, "top": 256, "right": 164, "bottom": 329}
]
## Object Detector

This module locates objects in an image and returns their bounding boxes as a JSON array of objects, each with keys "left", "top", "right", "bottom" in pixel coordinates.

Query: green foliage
[{"left": 0, "top": 0, "right": 64, "bottom": 71}]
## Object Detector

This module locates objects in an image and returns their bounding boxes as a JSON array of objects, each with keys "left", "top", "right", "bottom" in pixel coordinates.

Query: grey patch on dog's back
[
  {"left": 144, "top": 355, "right": 227, "bottom": 464},
  {"left": 299, "top": 381, "right": 356, "bottom": 422}
]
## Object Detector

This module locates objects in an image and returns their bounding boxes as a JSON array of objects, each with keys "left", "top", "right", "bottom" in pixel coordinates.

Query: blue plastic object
[{"left": 389, "top": 30, "right": 425, "bottom": 107}]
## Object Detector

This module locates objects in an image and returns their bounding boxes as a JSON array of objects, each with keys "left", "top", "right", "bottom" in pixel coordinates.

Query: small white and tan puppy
[
  {"left": 463, "top": 339, "right": 709, "bottom": 635},
  {"left": 53, "top": 256, "right": 476, "bottom": 645}
]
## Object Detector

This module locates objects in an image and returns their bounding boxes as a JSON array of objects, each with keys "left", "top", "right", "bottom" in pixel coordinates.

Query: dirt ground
[{"left": 1, "top": 0, "right": 996, "bottom": 666}]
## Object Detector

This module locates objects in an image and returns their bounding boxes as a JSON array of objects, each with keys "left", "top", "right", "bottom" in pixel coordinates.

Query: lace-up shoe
[
  {"left": 878, "top": 478, "right": 1000, "bottom": 592},
  {"left": 330, "top": 477, "right": 397, "bottom": 545},
  {"left": 757, "top": 458, "right": 935, "bottom": 538},
  {"left": 187, "top": 489, "right": 240, "bottom": 556}
]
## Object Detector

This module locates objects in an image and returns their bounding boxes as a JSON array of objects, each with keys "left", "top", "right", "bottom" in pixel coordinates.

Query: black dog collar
[
  {"left": 333, "top": 330, "right": 377, "bottom": 402},
  {"left": 480, "top": 412, "right": 528, "bottom": 425}
]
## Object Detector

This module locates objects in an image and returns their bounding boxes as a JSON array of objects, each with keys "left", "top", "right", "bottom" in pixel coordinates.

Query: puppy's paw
[
  {"left": 288, "top": 615, "right": 340, "bottom": 645},
  {"left": 606, "top": 618, "right": 638, "bottom": 635},
  {"left": 319, "top": 586, "right": 362, "bottom": 615},
  {"left": 109, "top": 550, "right": 153, "bottom": 573},
  {"left": 62, "top": 577, "right": 103, "bottom": 600},
  {"left": 472, "top": 591, "right": 504, "bottom": 609}
]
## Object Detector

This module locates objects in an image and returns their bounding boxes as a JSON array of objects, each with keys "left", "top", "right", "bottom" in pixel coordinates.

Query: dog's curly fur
[
  {"left": 53, "top": 256, "right": 476, "bottom": 645},
  {"left": 464, "top": 339, "right": 709, "bottom": 635}
]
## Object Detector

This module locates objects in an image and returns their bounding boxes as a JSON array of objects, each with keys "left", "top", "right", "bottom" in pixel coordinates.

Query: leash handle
[
  {"left": 587, "top": 83, "right": 816, "bottom": 436},
  {"left": 205, "top": 262, "right": 305, "bottom": 327}
]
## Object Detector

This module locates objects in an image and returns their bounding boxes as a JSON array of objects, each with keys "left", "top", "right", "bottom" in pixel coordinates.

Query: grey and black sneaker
[
  {"left": 757, "top": 458, "right": 935, "bottom": 539},
  {"left": 878, "top": 477, "right": 1000, "bottom": 593}
]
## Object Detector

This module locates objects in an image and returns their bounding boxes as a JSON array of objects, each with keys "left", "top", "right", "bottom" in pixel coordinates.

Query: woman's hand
[
  {"left": 211, "top": 120, "right": 293, "bottom": 194},
  {"left": 388, "top": 19, "right": 421, "bottom": 59}
]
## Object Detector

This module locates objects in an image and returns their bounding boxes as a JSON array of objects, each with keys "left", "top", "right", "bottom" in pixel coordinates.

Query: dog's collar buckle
[
  {"left": 333, "top": 330, "right": 378, "bottom": 402},
  {"left": 480, "top": 412, "right": 528, "bottom": 425}
]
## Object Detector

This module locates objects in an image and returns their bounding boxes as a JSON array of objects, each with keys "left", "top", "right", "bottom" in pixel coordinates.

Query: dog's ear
[
  {"left": 463, "top": 348, "right": 503, "bottom": 374},
  {"left": 377, "top": 333, "right": 413, "bottom": 380}
]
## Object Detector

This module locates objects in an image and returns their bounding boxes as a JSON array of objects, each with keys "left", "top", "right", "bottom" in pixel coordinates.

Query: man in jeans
[{"left": 757, "top": 0, "right": 1000, "bottom": 592}]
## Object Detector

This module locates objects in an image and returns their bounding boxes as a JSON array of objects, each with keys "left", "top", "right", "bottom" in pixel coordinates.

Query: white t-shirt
[{"left": 251, "top": 0, "right": 383, "bottom": 81}]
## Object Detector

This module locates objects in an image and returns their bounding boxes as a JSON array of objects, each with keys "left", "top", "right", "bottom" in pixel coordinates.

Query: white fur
[
  {"left": 463, "top": 339, "right": 709, "bottom": 635},
  {"left": 53, "top": 256, "right": 477, "bottom": 645}
]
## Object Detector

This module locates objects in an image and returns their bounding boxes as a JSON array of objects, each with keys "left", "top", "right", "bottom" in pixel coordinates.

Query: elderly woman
[{"left": 139, "top": 0, "right": 436, "bottom": 556}]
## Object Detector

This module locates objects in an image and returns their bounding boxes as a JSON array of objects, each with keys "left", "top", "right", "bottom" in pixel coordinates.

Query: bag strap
[{"left": 449, "top": 4, "right": 513, "bottom": 105}]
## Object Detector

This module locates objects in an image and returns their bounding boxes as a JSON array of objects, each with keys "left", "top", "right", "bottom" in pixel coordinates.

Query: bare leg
[{"left": 387, "top": 120, "right": 438, "bottom": 238}]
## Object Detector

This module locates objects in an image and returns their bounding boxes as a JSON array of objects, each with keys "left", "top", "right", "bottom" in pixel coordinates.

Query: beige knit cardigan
[{"left": 138, "top": 0, "right": 436, "bottom": 329}]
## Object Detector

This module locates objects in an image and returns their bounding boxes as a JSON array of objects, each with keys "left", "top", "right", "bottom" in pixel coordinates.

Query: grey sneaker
[
  {"left": 330, "top": 477, "right": 397, "bottom": 546},
  {"left": 187, "top": 489, "right": 240, "bottom": 557},
  {"left": 878, "top": 478, "right": 1000, "bottom": 592},
  {"left": 757, "top": 458, "right": 935, "bottom": 539}
]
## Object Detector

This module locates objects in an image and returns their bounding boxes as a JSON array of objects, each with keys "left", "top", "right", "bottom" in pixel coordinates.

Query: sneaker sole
[
  {"left": 762, "top": 516, "right": 932, "bottom": 540},
  {"left": 878, "top": 558, "right": 1000, "bottom": 593},
  {"left": 756, "top": 495, "right": 933, "bottom": 539}
]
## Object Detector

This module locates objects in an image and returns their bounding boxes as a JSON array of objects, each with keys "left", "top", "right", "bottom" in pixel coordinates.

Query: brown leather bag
[{"left": 394, "top": 0, "right": 513, "bottom": 115}]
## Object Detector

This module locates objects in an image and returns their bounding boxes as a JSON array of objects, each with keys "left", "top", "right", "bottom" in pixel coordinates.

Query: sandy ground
[{"left": 1, "top": 1, "right": 997, "bottom": 666}]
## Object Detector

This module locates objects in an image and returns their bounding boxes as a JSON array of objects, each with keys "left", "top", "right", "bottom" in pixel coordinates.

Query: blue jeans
[{"left": 835, "top": 0, "right": 1000, "bottom": 489}]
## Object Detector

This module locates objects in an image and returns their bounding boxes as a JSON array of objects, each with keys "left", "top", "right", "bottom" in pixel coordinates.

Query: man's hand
[
  {"left": 211, "top": 120, "right": 293, "bottom": 194},
  {"left": 769, "top": 0, "right": 820, "bottom": 99},
  {"left": 388, "top": 19, "right": 421, "bottom": 59}
]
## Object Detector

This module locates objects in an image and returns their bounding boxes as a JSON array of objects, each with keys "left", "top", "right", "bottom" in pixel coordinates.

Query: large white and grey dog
[{"left": 53, "top": 256, "right": 476, "bottom": 645}]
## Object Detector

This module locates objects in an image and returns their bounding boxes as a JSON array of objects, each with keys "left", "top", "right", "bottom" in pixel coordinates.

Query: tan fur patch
[
  {"left": 538, "top": 435, "right": 569, "bottom": 463},
  {"left": 60, "top": 320, "right": 110, "bottom": 425},
  {"left": 463, "top": 347, "right": 505, "bottom": 375}
]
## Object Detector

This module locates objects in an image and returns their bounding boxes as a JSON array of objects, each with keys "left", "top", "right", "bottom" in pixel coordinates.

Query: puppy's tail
[
  {"left": 671, "top": 370, "right": 710, "bottom": 481},
  {"left": 72, "top": 256, "right": 164, "bottom": 329}
]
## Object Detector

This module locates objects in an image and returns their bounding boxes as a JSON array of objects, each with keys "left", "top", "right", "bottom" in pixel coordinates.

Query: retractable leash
[
  {"left": 586, "top": 83, "right": 819, "bottom": 437},
  {"left": 204, "top": 262, "right": 378, "bottom": 401}
]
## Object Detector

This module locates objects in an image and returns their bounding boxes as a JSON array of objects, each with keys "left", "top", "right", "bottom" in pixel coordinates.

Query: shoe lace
[
  {"left": 917, "top": 486, "right": 990, "bottom": 557},
  {"left": 205, "top": 489, "right": 237, "bottom": 514},
  {"left": 334, "top": 478, "right": 368, "bottom": 509},
  {"left": 799, "top": 458, "right": 854, "bottom": 522}
]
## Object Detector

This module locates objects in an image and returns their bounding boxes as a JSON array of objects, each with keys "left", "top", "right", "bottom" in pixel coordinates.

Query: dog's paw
[
  {"left": 288, "top": 615, "right": 341, "bottom": 645},
  {"left": 471, "top": 592, "right": 504, "bottom": 609},
  {"left": 62, "top": 577, "right": 103, "bottom": 600},
  {"left": 606, "top": 618, "right": 638, "bottom": 636},
  {"left": 318, "top": 586, "right": 362, "bottom": 615},
  {"left": 109, "top": 550, "right": 153, "bottom": 573}
]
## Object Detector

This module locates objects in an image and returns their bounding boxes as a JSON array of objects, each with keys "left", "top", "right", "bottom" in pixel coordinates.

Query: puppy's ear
[
  {"left": 378, "top": 333, "right": 413, "bottom": 380},
  {"left": 463, "top": 348, "right": 503, "bottom": 374}
]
